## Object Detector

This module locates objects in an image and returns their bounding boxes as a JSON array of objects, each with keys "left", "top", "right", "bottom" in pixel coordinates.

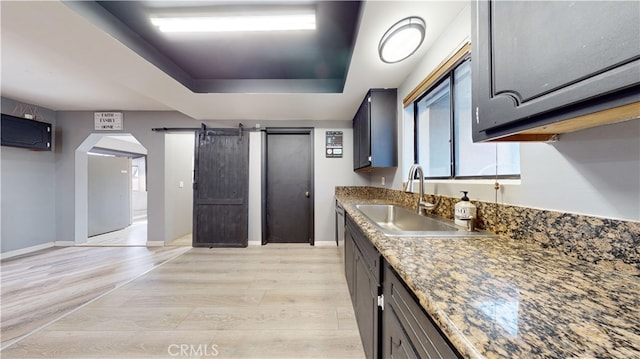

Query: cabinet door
[
  {"left": 383, "top": 305, "right": 419, "bottom": 359},
  {"left": 0, "top": 114, "right": 52, "bottom": 151},
  {"left": 472, "top": 0, "right": 640, "bottom": 141},
  {"left": 352, "top": 107, "right": 361, "bottom": 170},
  {"left": 354, "top": 252, "right": 379, "bottom": 359},
  {"left": 369, "top": 89, "right": 398, "bottom": 167},
  {"left": 357, "top": 98, "right": 371, "bottom": 169},
  {"left": 344, "top": 229, "right": 356, "bottom": 301}
]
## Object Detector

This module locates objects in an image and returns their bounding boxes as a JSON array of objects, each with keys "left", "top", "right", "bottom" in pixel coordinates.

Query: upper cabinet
[
  {"left": 1, "top": 113, "right": 52, "bottom": 151},
  {"left": 353, "top": 88, "right": 398, "bottom": 171},
  {"left": 472, "top": 1, "right": 640, "bottom": 142}
]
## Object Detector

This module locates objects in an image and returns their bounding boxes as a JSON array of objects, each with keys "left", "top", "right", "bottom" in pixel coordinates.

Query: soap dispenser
[{"left": 455, "top": 191, "right": 477, "bottom": 229}]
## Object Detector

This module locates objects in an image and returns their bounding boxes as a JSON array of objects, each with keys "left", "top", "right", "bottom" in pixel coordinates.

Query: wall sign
[
  {"left": 325, "top": 131, "right": 343, "bottom": 158},
  {"left": 94, "top": 112, "right": 123, "bottom": 131}
]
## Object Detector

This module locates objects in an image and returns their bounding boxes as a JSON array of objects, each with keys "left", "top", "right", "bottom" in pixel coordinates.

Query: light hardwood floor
[
  {"left": 1, "top": 244, "right": 364, "bottom": 358},
  {"left": 81, "top": 218, "right": 148, "bottom": 246},
  {"left": 167, "top": 233, "right": 193, "bottom": 247},
  {"left": 0, "top": 246, "right": 190, "bottom": 347}
]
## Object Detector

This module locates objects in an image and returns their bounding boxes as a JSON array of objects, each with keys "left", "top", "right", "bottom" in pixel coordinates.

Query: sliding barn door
[{"left": 193, "top": 129, "right": 249, "bottom": 247}]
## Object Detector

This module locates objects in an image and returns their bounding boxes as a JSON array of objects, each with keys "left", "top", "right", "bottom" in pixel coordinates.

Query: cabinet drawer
[{"left": 384, "top": 262, "right": 459, "bottom": 359}]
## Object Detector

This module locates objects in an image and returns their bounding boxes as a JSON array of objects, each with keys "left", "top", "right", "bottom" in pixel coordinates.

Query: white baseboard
[
  {"left": 54, "top": 241, "right": 75, "bottom": 247},
  {"left": 146, "top": 241, "right": 165, "bottom": 247},
  {"left": 314, "top": 241, "right": 340, "bottom": 247},
  {"left": 1, "top": 242, "right": 54, "bottom": 259},
  {"left": 245, "top": 241, "right": 339, "bottom": 247}
]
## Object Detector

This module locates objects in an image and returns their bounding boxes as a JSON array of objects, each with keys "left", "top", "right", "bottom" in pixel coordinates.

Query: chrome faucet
[{"left": 404, "top": 164, "right": 436, "bottom": 214}]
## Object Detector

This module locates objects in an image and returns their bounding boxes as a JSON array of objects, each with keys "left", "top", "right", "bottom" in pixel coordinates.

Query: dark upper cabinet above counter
[
  {"left": 472, "top": 0, "right": 640, "bottom": 142},
  {"left": 353, "top": 89, "right": 397, "bottom": 171}
]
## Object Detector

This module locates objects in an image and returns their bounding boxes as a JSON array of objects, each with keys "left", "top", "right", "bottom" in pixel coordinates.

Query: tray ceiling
[{"left": 69, "top": 1, "right": 362, "bottom": 93}]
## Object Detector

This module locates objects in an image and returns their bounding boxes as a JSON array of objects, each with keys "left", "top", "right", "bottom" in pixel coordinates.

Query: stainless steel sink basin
[{"left": 355, "top": 204, "right": 495, "bottom": 237}]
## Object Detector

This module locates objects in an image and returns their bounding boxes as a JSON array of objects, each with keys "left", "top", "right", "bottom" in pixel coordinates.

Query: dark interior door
[
  {"left": 265, "top": 129, "right": 313, "bottom": 244},
  {"left": 193, "top": 129, "right": 249, "bottom": 247}
]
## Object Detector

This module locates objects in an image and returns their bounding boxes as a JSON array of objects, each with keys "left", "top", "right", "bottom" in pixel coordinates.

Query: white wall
[
  {"left": 383, "top": 5, "right": 640, "bottom": 222},
  {"left": 164, "top": 133, "right": 195, "bottom": 242}
]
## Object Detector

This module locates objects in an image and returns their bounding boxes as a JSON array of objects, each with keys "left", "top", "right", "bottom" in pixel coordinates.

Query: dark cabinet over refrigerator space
[
  {"left": 1, "top": 113, "right": 52, "bottom": 151},
  {"left": 472, "top": 0, "right": 640, "bottom": 142}
]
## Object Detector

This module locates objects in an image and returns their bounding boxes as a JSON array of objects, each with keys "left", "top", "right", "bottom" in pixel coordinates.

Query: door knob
[{"left": 305, "top": 191, "right": 310, "bottom": 198}]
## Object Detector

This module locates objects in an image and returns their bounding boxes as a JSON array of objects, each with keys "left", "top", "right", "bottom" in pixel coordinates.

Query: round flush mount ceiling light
[{"left": 378, "top": 17, "right": 426, "bottom": 64}]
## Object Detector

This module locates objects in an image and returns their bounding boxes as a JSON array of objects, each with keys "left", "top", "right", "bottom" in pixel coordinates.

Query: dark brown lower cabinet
[
  {"left": 344, "top": 224, "right": 356, "bottom": 301},
  {"left": 344, "top": 214, "right": 460, "bottom": 359},
  {"left": 346, "top": 216, "right": 381, "bottom": 359},
  {"left": 383, "top": 262, "right": 460, "bottom": 359},
  {"left": 383, "top": 303, "right": 417, "bottom": 359}
]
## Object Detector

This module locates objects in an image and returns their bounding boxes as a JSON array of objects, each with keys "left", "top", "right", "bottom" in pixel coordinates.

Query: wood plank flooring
[
  {"left": 0, "top": 246, "right": 190, "bottom": 347},
  {"left": 1, "top": 244, "right": 364, "bottom": 358},
  {"left": 81, "top": 218, "right": 148, "bottom": 246}
]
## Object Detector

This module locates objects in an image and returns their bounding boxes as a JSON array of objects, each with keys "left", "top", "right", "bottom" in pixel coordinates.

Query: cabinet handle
[{"left": 305, "top": 191, "right": 310, "bottom": 198}]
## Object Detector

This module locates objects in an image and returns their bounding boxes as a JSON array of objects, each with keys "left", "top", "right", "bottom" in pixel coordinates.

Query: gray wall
[
  {"left": 1, "top": 98, "right": 57, "bottom": 253},
  {"left": 3, "top": 100, "right": 364, "bottom": 252},
  {"left": 54, "top": 111, "right": 203, "bottom": 244},
  {"left": 164, "top": 133, "right": 194, "bottom": 242},
  {"left": 53, "top": 113, "right": 363, "bottom": 247},
  {"left": 313, "top": 127, "right": 368, "bottom": 242}
]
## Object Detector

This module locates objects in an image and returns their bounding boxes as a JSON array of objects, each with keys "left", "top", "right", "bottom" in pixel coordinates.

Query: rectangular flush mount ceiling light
[{"left": 150, "top": 10, "right": 316, "bottom": 33}]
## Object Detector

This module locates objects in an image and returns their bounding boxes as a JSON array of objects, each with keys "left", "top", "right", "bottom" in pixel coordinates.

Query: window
[
  {"left": 417, "top": 79, "right": 451, "bottom": 177},
  {"left": 412, "top": 58, "right": 520, "bottom": 179}
]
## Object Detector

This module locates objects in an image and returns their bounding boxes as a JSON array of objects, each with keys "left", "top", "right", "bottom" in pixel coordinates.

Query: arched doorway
[{"left": 74, "top": 133, "right": 148, "bottom": 246}]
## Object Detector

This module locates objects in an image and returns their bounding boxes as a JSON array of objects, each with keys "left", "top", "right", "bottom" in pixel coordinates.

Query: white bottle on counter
[{"left": 454, "top": 191, "right": 477, "bottom": 228}]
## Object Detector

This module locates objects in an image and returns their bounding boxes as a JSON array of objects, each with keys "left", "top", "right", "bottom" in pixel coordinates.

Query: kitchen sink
[{"left": 355, "top": 204, "right": 496, "bottom": 237}]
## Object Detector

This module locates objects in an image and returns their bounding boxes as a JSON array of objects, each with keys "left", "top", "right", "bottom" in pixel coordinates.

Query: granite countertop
[{"left": 336, "top": 194, "right": 640, "bottom": 359}]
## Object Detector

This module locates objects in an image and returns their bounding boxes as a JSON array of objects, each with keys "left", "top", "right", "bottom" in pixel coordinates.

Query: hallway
[
  {"left": 83, "top": 217, "right": 148, "bottom": 246},
  {"left": 0, "top": 244, "right": 364, "bottom": 358}
]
